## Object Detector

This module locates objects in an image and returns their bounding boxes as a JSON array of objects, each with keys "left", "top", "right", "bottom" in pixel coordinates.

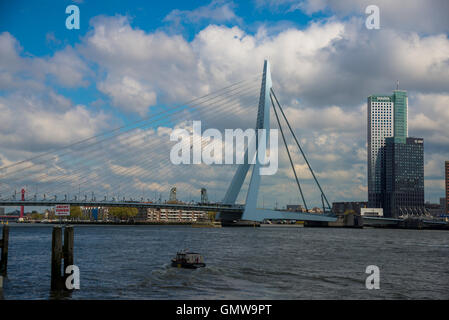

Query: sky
[{"left": 0, "top": 0, "right": 448, "bottom": 210}]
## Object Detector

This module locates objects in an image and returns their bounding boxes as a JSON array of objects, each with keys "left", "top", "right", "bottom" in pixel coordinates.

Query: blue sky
[
  {"left": 1, "top": 0, "right": 323, "bottom": 54},
  {"left": 0, "top": 0, "right": 326, "bottom": 124},
  {"left": 0, "top": 0, "right": 448, "bottom": 211}
]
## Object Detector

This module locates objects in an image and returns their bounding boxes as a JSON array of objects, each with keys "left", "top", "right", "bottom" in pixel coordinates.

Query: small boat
[{"left": 171, "top": 250, "right": 206, "bottom": 269}]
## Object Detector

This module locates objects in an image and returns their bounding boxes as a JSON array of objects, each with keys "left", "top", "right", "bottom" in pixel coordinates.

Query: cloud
[
  {"left": 45, "top": 32, "right": 62, "bottom": 46},
  {"left": 0, "top": 32, "right": 90, "bottom": 89},
  {"left": 98, "top": 75, "right": 157, "bottom": 115},
  {"left": 0, "top": 32, "right": 109, "bottom": 167},
  {"left": 409, "top": 93, "right": 449, "bottom": 150},
  {"left": 258, "top": 0, "right": 449, "bottom": 34},
  {"left": 0, "top": 92, "right": 109, "bottom": 153},
  {"left": 2, "top": 1, "right": 449, "bottom": 205},
  {"left": 164, "top": 0, "right": 241, "bottom": 26}
]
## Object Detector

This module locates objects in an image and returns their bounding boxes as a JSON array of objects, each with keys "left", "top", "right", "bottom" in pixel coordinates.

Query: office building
[
  {"left": 440, "top": 197, "right": 447, "bottom": 216},
  {"left": 367, "top": 90, "right": 408, "bottom": 207},
  {"left": 383, "top": 137, "right": 425, "bottom": 217},
  {"left": 136, "top": 207, "right": 208, "bottom": 222},
  {"left": 367, "top": 95, "right": 394, "bottom": 207},
  {"left": 446, "top": 161, "right": 449, "bottom": 214}
]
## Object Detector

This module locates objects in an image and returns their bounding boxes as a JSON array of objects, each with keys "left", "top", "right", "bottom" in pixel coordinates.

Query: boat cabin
[{"left": 175, "top": 252, "right": 204, "bottom": 264}]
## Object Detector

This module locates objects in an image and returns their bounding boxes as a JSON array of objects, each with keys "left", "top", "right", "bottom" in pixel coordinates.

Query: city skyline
[{"left": 0, "top": 1, "right": 448, "bottom": 207}]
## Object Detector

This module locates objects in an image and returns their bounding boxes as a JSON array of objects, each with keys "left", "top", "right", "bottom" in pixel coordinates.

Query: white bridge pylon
[{"left": 219, "top": 60, "right": 336, "bottom": 223}]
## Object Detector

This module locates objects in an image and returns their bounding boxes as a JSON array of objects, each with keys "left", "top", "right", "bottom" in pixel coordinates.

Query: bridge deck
[
  {"left": 0, "top": 200, "right": 337, "bottom": 222},
  {"left": 0, "top": 200, "right": 244, "bottom": 213}
]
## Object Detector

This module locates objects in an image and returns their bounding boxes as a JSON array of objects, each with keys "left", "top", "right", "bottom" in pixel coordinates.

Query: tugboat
[{"left": 171, "top": 250, "right": 206, "bottom": 269}]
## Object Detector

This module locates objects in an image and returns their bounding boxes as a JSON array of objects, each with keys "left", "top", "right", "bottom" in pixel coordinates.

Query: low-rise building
[
  {"left": 424, "top": 202, "right": 444, "bottom": 217},
  {"left": 332, "top": 202, "right": 368, "bottom": 215},
  {"left": 309, "top": 207, "right": 324, "bottom": 213},
  {"left": 81, "top": 206, "right": 109, "bottom": 221},
  {"left": 286, "top": 205, "right": 305, "bottom": 212},
  {"left": 136, "top": 207, "right": 208, "bottom": 222},
  {"left": 360, "top": 208, "right": 384, "bottom": 217}
]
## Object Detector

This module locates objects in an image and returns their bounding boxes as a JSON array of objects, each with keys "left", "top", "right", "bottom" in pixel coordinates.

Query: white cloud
[
  {"left": 98, "top": 75, "right": 157, "bottom": 115},
  {"left": 0, "top": 93, "right": 109, "bottom": 153},
  {"left": 259, "top": 0, "right": 449, "bottom": 34},
  {"left": 2, "top": 3, "right": 449, "bottom": 205},
  {"left": 0, "top": 32, "right": 90, "bottom": 89},
  {"left": 74, "top": 14, "right": 449, "bottom": 203},
  {"left": 164, "top": 0, "right": 241, "bottom": 25}
]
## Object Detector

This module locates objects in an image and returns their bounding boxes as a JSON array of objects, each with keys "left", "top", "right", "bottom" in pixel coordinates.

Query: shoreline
[{"left": 2, "top": 220, "right": 447, "bottom": 230}]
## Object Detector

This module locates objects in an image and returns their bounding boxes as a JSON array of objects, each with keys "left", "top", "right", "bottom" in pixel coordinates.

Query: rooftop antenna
[{"left": 396, "top": 80, "right": 399, "bottom": 90}]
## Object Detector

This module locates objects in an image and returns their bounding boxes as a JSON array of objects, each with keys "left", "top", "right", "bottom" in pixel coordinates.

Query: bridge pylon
[
  {"left": 217, "top": 60, "right": 271, "bottom": 222},
  {"left": 218, "top": 60, "right": 335, "bottom": 223}
]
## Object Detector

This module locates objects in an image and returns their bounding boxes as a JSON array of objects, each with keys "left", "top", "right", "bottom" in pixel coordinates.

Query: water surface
[{"left": 1, "top": 224, "right": 448, "bottom": 299}]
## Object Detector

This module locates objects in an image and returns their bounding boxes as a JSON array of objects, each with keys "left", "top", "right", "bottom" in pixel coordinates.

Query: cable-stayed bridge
[{"left": 0, "top": 60, "right": 337, "bottom": 223}]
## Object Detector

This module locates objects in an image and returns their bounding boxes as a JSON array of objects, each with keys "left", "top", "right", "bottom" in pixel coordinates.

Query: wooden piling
[
  {"left": 63, "top": 226, "right": 74, "bottom": 289},
  {"left": 51, "top": 226, "right": 63, "bottom": 290},
  {"left": 0, "top": 225, "right": 9, "bottom": 277},
  {"left": 51, "top": 226, "right": 75, "bottom": 291}
]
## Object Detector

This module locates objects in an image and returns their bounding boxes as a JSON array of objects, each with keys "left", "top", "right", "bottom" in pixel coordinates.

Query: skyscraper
[
  {"left": 392, "top": 90, "right": 408, "bottom": 138},
  {"left": 367, "top": 90, "right": 408, "bottom": 208},
  {"left": 384, "top": 137, "right": 424, "bottom": 217},
  {"left": 444, "top": 161, "right": 449, "bottom": 214}
]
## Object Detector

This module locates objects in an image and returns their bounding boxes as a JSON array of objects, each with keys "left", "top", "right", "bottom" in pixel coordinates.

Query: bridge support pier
[
  {"left": 51, "top": 226, "right": 74, "bottom": 291},
  {"left": 0, "top": 225, "right": 9, "bottom": 277}
]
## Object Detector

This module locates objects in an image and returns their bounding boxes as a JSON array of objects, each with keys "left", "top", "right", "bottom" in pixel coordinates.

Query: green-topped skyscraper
[
  {"left": 367, "top": 87, "right": 425, "bottom": 217},
  {"left": 367, "top": 89, "right": 408, "bottom": 208},
  {"left": 392, "top": 90, "right": 408, "bottom": 139}
]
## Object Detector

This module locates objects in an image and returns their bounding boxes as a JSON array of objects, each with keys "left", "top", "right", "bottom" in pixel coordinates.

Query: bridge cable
[
  {"left": 7, "top": 88, "right": 261, "bottom": 199},
  {"left": 34, "top": 95, "right": 259, "bottom": 199},
  {"left": 17, "top": 85, "right": 260, "bottom": 191},
  {"left": 6, "top": 95, "right": 257, "bottom": 199},
  {"left": 270, "top": 88, "right": 331, "bottom": 211},
  {"left": 0, "top": 74, "right": 261, "bottom": 173},
  {"left": 0, "top": 79, "right": 260, "bottom": 184},
  {"left": 269, "top": 93, "right": 308, "bottom": 212}
]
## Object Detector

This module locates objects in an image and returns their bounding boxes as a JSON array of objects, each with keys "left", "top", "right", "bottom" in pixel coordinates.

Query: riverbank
[{"left": 7, "top": 220, "right": 224, "bottom": 227}]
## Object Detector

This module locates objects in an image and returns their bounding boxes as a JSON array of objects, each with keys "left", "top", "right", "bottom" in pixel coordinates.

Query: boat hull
[{"left": 171, "top": 261, "right": 206, "bottom": 269}]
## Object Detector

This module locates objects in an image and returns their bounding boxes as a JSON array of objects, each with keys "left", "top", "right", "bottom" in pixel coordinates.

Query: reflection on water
[{"left": 1, "top": 224, "right": 448, "bottom": 299}]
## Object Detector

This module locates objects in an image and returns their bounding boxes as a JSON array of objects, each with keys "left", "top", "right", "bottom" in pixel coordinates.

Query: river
[{"left": 1, "top": 224, "right": 448, "bottom": 299}]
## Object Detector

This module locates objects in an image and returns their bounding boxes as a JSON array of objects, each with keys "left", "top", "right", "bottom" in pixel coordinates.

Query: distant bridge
[{"left": 0, "top": 200, "right": 337, "bottom": 222}]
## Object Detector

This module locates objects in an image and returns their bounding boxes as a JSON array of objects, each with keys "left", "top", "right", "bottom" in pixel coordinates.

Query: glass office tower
[
  {"left": 392, "top": 90, "right": 408, "bottom": 138},
  {"left": 367, "top": 95, "right": 394, "bottom": 207},
  {"left": 446, "top": 161, "right": 449, "bottom": 214},
  {"left": 383, "top": 137, "right": 425, "bottom": 218},
  {"left": 367, "top": 90, "right": 408, "bottom": 209}
]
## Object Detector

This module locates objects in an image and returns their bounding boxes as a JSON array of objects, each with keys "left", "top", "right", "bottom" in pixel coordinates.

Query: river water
[{"left": 1, "top": 224, "right": 448, "bottom": 299}]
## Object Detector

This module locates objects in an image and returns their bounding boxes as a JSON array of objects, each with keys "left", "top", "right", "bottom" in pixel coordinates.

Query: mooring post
[
  {"left": 51, "top": 226, "right": 63, "bottom": 290},
  {"left": 0, "top": 225, "right": 9, "bottom": 277},
  {"left": 63, "top": 226, "right": 74, "bottom": 289}
]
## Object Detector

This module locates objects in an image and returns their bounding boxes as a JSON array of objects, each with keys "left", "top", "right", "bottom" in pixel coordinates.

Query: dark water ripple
[{"left": 1, "top": 224, "right": 448, "bottom": 299}]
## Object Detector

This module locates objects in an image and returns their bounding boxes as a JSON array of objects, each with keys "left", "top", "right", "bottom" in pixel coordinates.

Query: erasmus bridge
[{"left": 0, "top": 60, "right": 337, "bottom": 224}]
